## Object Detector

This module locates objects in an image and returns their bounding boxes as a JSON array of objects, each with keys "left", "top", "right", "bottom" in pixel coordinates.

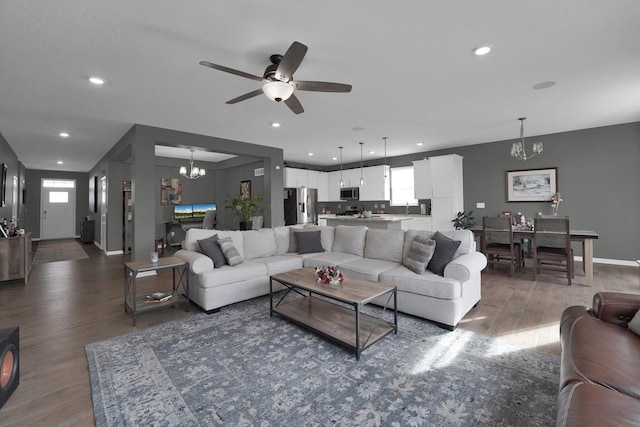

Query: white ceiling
[{"left": 1, "top": 1, "right": 639, "bottom": 172}]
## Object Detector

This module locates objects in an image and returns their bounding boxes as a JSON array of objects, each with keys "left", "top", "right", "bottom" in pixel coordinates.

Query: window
[
  {"left": 390, "top": 166, "right": 418, "bottom": 206},
  {"left": 43, "top": 179, "right": 75, "bottom": 188},
  {"left": 49, "top": 191, "right": 69, "bottom": 203}
]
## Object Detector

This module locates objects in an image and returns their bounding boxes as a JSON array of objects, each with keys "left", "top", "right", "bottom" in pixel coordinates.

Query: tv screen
[
  {"left": 173, "top": 204, "right": 193, "bottom": 220},
  {"left": 192, "top": 203, "right": 217, "bottom": 218}
]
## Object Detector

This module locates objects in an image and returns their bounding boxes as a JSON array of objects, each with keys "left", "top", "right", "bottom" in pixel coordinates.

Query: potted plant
[
  {"left": 452, "top": 210, "right": 476, "bottom": 230},
  {"left": 226, "top": 194, "right": 263, "bottom": 230}
]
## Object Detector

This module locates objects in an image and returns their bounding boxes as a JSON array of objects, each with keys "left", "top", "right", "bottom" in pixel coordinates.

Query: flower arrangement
[
  {"left": 551, "top": 193, "right": 563, "bottom": 216},
  {"left": 315, "top": 265, "right": 344, "bottom": 286}
]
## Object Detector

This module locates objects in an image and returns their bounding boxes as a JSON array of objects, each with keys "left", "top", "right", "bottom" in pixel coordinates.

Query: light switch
[{"left": 476, "top": 202, "right": 485, "bottom": 209}]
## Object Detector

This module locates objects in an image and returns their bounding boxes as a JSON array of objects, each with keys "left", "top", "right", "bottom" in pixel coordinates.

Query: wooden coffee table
[{"left": 270, "top": 267, "right": 397, "bottom": 360}]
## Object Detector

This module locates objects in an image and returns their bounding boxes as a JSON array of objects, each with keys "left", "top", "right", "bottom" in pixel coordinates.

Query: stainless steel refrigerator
[{"left": 284, "top": 187, "right": 317, "bottom": 225}]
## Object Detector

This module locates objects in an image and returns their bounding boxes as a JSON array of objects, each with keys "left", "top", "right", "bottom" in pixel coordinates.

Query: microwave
[{"left": 340, "top": 187, "right": 359, "bottom": 200}]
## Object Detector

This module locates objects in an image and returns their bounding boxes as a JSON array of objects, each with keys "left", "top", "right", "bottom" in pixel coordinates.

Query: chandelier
[
  {"left": 179, "top": 149, "right": 206, "bottom": 179},
  {"left": 511, "top": 117, "right": 543, "bottom": 161}
]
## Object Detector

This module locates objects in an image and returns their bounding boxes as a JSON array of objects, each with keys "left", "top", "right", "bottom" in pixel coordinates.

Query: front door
[{"left": 41, "top": 179, "right": 76, "bottom": 240}]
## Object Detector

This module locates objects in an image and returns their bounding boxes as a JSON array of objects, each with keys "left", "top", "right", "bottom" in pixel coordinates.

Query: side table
[{"left": 124, "top": 256, "right": 189, "bottom": 326}]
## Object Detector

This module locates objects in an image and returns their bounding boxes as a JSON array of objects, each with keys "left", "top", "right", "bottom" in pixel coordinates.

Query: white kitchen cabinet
[
  {"left": 327, "top": 171, "right": 342, "bottom": 201},
  {"left": 413, "top": 154, "right": 463, "bottom": 232},
  {"left": 360, "top": 165, "right": 390, "bottom": 201},
  {"left": 284, "top": 168, "right": 307, "bottom": 188},
  {"left": 341, "top": 168, "right": 361, "bottom": 188},
  {"left": 307, "top": 170, "right": 320, "bottom": 189},
  {"left": 413, "top": 159, "right": 432, "bottom": 199},
  {"left": 317, "top": 171, "right": 329, "bottom": 201}
]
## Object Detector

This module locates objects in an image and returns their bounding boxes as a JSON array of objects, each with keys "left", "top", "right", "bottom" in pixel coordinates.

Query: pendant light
[
  {"left": 338, "top": 146, "right": 344, "bottom": 187},
  {"left": 511, "top": 117, "right": 543, "bottom": 161},
  {"left": 382, "top": 137, "right": 388, "bottom": 181},
  {"left": 179, "top": 149, "right": 206, "bottom": 179},
  {"left": 359, "top": 142, "right": 365, "bottom": 186}
]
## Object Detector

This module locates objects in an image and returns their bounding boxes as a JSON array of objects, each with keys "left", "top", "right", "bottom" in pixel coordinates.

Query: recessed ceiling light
[
  {"left": 59, "top": 132, "right": 69, "bottom": 138},
  {"left": 416, "top": 142, "right": 424, "bottom": 146},
  {"left": 89, "top": 76, "right": 105, "bottom": 85},
  {"left": 57, "top": 161, "right": 64, "bottom": 165},
  {"left": 332, "top": 156, "right": 337, "bottom": 161},
  {"left": 369, "top": 150, "right": 375, "bottom": 154},
  {"left": 308, "top": 152, "right": 313, "bottom": 156},
  {"left": 472, "top": 45, "right": 492, "bottom": 56},
  {"left": 352, "top": 126, "right": 364, "bottom": 131},
  {"left": 271, "top": 122, "right": 281, "bottom": 127}
]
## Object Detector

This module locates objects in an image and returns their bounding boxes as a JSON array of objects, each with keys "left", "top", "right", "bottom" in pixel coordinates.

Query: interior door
[
  {"left": 41, "top": 179, "right": 76, "bottom": 240},
  {"left": 100, "top": 176, "right": 107, "bottom": 250}
]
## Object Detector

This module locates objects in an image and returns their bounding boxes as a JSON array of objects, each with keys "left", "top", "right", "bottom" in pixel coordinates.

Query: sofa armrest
[
  {"left": 174, "top": 249, "right": 214, "bottom": 274},
  {"left": 444, "top": 251, "right": 488, "bottom": 282},
  {"left": 592, "top": 292, "right": 640, "bottom": 327}
]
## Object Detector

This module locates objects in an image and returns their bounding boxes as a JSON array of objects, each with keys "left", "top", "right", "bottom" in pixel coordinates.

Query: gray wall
[{"left": 0, "top": 132, "right": 26, "bottom": 229}]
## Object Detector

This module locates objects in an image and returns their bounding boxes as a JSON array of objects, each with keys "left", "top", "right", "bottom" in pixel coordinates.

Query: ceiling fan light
[{"left": 263, "top": 81, "right": 294, "bottom": 102}]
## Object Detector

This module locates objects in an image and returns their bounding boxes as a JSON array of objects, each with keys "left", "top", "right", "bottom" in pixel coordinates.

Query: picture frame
[
  {"left": 240, "top": 180, "right": 251, "bottom": 200},
  {"left": 161, "top": 178, "right": 182, "bottom": 205},
  {"left": 506, "top": 167, "right": 558, "bottom": 202}
]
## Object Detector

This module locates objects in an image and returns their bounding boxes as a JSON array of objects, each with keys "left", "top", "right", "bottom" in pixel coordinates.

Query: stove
[{"left": 336, "top": 205, "right": 362, "bottom": 216}]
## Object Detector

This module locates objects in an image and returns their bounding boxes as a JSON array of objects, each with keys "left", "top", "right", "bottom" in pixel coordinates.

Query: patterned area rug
[
  {"left": 86, "top": 295, "right": 559, "bottom": 426},
  {"left": 33, "top": 238, "right": 89, "bottom": 263}
]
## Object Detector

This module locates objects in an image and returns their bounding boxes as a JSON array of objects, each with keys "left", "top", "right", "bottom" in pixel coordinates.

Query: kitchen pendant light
[
  {"left": 338, "top": 146, "right": 344, "bottom": 188},
  {"left": 382, "top": 137, "right": 388, "bottom": 181},
  {"left": 359, "top": 142, "right": 364, "bottom": 186}
]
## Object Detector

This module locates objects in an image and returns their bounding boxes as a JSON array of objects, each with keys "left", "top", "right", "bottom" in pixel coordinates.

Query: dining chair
[
  {"left": 202, "top": 210, "right": 217, "bottom": 230},
  {"left": 533, "top": 216, "right": 573, "bottom": 285},
  {"left": 482, "top": 216, "right": 523, "bottom": 277}
]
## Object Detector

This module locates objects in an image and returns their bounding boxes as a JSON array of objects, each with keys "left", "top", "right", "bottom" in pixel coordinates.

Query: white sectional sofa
[{"left": 174, "top": 224, "right": 487, "bottom": 330}]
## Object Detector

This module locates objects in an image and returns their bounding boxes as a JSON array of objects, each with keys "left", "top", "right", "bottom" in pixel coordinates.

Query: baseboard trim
[{"left": 574, "top": 256, "right": 638, "bottom": 267}]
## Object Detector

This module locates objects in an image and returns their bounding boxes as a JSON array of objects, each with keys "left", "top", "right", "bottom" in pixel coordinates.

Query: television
[
  {"left": 173, "top": 204, "right": 193, "bottom": 220},
  {"left": 192, "top": 203, "right": 216, "bottom": 218}
]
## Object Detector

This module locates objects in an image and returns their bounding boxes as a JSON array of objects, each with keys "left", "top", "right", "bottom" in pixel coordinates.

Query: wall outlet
[{"left": 476, "top": 202, "right": 485, "bottom": 209}]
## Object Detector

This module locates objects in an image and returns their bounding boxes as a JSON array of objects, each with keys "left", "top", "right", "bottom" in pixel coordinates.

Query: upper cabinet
[
  {"left": 360, "top": 165, "right": 390, "bottom": 201},
  {"left": 284, "top": 168, "right": 308, "bottom": 188},
  {"left": 413, "top": 159, "right": 432, "bottom": 199},
  {"left": 327, "top": 171, "right": 342, "bottom": 201}
]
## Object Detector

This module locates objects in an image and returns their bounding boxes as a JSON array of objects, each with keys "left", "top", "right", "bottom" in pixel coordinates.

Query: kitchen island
[{"left": 326, "top": 216, "right": 412, "bottom": 230}]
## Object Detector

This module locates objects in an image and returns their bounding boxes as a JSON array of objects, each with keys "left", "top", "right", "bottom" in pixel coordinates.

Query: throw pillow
[
  {"left": 403, "top": 236, "right": 436, "bottom": 274},
  {"left": 427, "top": 231, "right": 462, "bottom": 276},
  {"left": 197, "top": 234, "right": 227, "bottom": 268},
  {"left": 294, "top": 230, "right": 325, "bottom": 254},
  {"left": 217, "top": 237, "right": 243, "bottom": 266},
  {"left": 628, "top": 309, "right": 640, "bottom": 336}
]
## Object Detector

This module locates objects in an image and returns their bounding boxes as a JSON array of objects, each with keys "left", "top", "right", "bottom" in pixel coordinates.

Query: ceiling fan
[{"left": 199, "top": 41, "right": 352, "bottom": 114}]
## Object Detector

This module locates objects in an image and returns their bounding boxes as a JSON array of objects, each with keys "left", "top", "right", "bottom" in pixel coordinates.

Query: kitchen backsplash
[{"left": 318, "top": 199, "right": 431, "bottom": 215}]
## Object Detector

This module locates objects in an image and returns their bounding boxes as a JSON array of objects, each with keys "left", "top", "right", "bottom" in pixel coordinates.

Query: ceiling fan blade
[
  {"left": 199, "top": 61, "right": 263, "bottom": 82},
  {"left": 275, "top": 41, "right": 308, "bottom": 82},
  {"left": 293, "top": 80, "right": 352, "bottom": 93},
  {"left": 226, "top": 88, "right": 264, "bottom": 104},
  {"left": 284, "top": 93, "right": 304, "bottom": 114}
]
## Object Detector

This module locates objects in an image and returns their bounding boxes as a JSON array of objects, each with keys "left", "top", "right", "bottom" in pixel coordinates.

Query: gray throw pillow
[
  {"left": 427, "top": 231, "right": 461, "bottom": 276},
  {"left": 628, "top": 309, "right": 640, "bottom": 336},
  {"left": 294, "top": 230, "right": 325, "bottom": 254},
  {"left": 403, "top": 236, "right": 436, "bottom": 274},
  {"left": 197, "top": 235, "right": 227, "bottom": 268},
  {"left": 217, "top": 237, "right": 243, "bottom": 266}
]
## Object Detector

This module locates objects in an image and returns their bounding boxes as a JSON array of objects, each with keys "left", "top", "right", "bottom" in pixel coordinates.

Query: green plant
[
  {"left": 452, "top": 210, "right": 476, "bottom": 230},
  {"left": 225, "top": 194, "right": 263, "bottom": 222}
]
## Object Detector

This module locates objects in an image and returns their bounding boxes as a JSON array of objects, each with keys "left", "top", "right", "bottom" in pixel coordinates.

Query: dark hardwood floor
[{"left": 0, "top": 241, "right": 637, "bottom": 426}]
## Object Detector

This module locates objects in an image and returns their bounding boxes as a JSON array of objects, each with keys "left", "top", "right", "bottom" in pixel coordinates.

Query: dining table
[{"left": 469, "top": 226, "right": 599, "bottom": 286}]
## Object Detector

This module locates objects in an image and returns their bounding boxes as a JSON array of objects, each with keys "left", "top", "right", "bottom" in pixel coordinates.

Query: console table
[
  {"left": 0, "top": 232, "right": 32, "bottom": 284},
  {"left": 123, "top": 256, "right": 189, "bottom": 326}
]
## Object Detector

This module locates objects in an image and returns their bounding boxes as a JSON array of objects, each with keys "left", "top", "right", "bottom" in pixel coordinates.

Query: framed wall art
[
  {"left": 161, "top": 178, "right": 182, "bottom": 205},
  {"left": 506, "top": 167, "right": 558, "bottom": 202},
  {"left": 0, "top": 163, "right": 6, "bottom": 207},
  {"left": 240, "top": 180, "right": 251, "bottom": 200}
]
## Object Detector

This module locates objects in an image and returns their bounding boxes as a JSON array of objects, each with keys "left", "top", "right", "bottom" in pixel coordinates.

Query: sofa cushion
[
  {"left": 338, "top": 258, "right": 401, "bottom": 282},
  {"left": 273, "top": 226, "right": 292, "bottom": 254},
  {"left": 403, "top": 235, "right": 436, "bottom": 274},
  {"left": 217, "top": 237, "right": 243, "bottom": 266},
  {"left": 286, "top": 225, "right": 305, "bottom": 252},
  {"left": 294, "top": 230, "right": 324, "bottom": 254},
  {"left": 332, "top": 225, "right": 367, "bottom": 257},
  {"left": 242, "top": 229, "right": 277, "bottom": 260},
  {"left": 184, "top": 228, "right": 219, "bottom": 252},
  {"left": 198, "top": 261, "right": 268, "bottom": 288},
  {"left": 364, "top": 229, "right": 405, "bottom": 263},
  {"left": 442, "top": 229, "right": 475, "bottom": 258},
  {"left": 254, "top": 255, "right": 303, "bottom": 276},
  {"left": 379, "top": 265, "right": 462, "bottom": 300},
  {"left": 197, "top": 234, "right": 227, "bottom": 268},
  {"left": 303, "top": 252, "right": 363, "bottom": 269},
  {"left": 427, "top": 231, "right": 462, "bottom": 276}
]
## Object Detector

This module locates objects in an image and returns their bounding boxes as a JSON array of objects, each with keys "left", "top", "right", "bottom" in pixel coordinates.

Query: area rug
[
  {"left": 33, "top": 238, "right": 89, "bottom": 263},
  {"left": 86, "top": 295, "right": 560, "bottom": 426}
]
